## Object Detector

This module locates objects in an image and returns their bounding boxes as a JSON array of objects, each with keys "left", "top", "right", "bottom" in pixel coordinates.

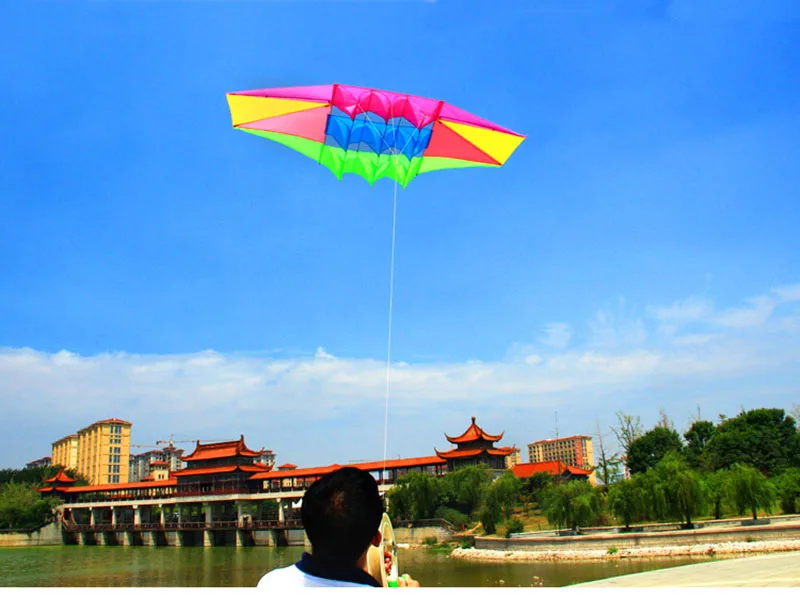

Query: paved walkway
[{"left": 574, "top": 552, "right": 800, "bottom": 587}]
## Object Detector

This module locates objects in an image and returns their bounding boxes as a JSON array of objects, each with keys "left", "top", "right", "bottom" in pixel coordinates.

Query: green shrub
[
  {"left": 607, "top": 545, "right": 619, "bottom": 555},
  {"left": 434, "top": 505, "right": 470, "bottom": 528},
  {"left": 505, "top": 517, "right": 524, "bottom": 537},
  {"left": 422, "top": 536, "right": 438, "bottom": 546}
]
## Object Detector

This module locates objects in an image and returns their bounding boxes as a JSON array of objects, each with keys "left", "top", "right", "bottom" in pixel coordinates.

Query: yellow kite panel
[
  {"left": 226, "top": 94, "right": 328, "bottom": 127},
  {"left": 440, "top": 120, "right": 524, "bottom": 165}
]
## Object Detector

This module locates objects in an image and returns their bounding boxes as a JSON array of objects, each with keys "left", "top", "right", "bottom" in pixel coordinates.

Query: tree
[
  {"left": 521, "top": 472, "right": 553, "bottom": 507},
  {"left": 726, "top": 463, "right": 776, "bottom": 520},
  {"left": 478, "top": 483, "right": 503, "bottom": 535},
  {"left": 594, "top": 419, "right": 622, "bottom": 488},
  {"left": 388, "top": 472, "right": 442, "bottom": 521},
  {"left": 657, "top": 408, "right": 674, "bottom": 430},
  {"left": 0, "top": 482, "right": 60, "bottom": 529},
  {"left": 704, "top": 470, "right": 728, "bottom": 520},
  {"left": 439, "top": 465, "right": 491, "bottom": 517},
  {"left": 773, "top": 468, "right": 800, "bottom": 515},
  {"left": 611, "top": 412, "right": 643, "bottom": 457},
  {"left": 608, "top": 479, "right": 643, "bottom": 530},
  {"left": 705, "top": 408, "right": 800, "bottom": 476},
  {"left": 655, "top": 454, "right": 706, "bottom": 527},
  {"left": 492, "top": 471, "right": 522, "bottom": 520},
  {"left": 542, "top": 480, "right": 601, "bottom": 531},
  {"left": 627, "top": 426, "right": 684, "bottom": 475},
  {"left": 684, "top": 420, "right": 716, "bottom": 471},
  {"left": 0, "top": 466, "right": 88, "bottom": 487},
  {"left": 386, "top": 483, "right": 412, "bottom": 522}
]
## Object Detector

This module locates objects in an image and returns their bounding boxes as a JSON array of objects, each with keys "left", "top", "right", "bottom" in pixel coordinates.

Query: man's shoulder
[{"left": 257, "top": 563, "right": 374, "bottom": 588}]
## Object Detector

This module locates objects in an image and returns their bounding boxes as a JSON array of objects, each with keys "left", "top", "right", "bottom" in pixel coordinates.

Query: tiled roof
[
  {"left": 435, "top": 446, "right": 515, "bottom": 459},
  {"left": 181, "top": 435, "right": 260, "bottom": 462},
  {"left": 250, "top": 464, "right": 342, "bottom": 481},
  {"left": 351, "top": 455, "right": 446, "bottom": 471},
  {"left": 277, "top": 463, "right": 298, "bottom": 470},
  {"left": 249, "top": 456, "right": 447, "bottom": 482},
  {"left": 173, "top": 464, "right": 269, "bottom": 477},
  {"left": 42, "top": 470, "right": 78, "bottom": 484},
  {"left": 512, "top": 461, "right": 591, "bottom": 478},
  {"left": 445, "top": 417, "right": 504, "bottom": 444},
  {"left": 150, "top": 460, "right": 168, "bottom": 466},
  {"left": 62, "top": 479, "right": 178, "bottom": 493}
]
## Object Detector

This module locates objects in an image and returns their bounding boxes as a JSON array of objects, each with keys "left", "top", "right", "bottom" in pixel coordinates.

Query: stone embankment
[{"left": 451, "top": 539, "right": 800, "bottom": 562}]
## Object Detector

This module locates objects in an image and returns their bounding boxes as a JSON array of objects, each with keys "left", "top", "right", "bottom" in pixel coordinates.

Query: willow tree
[
  {"left": 542, "top": 480, "right": 601, "bottom": 531},
  {"left": 726, "top": 463, "right": 776, "bottom": 520}
]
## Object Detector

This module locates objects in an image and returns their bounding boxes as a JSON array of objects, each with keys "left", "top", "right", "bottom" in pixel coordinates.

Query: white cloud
[
  {"left": 540, "top": 322, "right": 572, "bottom": 349},
  {"left": 649, "top": 296, "right": 713, "bottom": 323},
  {"left": 712, "top": 295, "right": 776, "bottom": 328},
  {"left": 3, "top": 282, "right": 800, "bottom": 467}
]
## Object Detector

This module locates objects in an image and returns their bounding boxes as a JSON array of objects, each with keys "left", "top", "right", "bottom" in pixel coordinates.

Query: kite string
[{"left": 381, "top": 176, "right": 398, "bottom": 486}]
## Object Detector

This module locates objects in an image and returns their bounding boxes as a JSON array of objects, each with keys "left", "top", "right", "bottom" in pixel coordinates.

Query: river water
[{"left": 0, "top": 545, "right": 721, "bottom": 587}]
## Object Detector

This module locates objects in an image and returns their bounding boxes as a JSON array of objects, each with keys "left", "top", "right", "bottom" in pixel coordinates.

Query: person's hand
[
  {"left": 397, "top": 574, "right": 420, "bottom": 587},
  {"left": 384, "top": 550, "right": 392, "bottom": 577}
]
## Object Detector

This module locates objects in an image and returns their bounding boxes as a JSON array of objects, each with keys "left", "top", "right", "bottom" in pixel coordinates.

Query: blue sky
[{"left": 2, "top": 0, "right": 799, "bottom": 469}]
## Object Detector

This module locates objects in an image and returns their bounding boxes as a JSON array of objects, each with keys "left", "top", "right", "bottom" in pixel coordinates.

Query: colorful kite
[{"left": 226, "top": 84, "right": 525, "bottom": 187}]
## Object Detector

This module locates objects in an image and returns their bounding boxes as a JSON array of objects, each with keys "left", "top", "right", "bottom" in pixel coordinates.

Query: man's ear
[{"left": 370, "top": 530, "right": 382, "bottom": 547}]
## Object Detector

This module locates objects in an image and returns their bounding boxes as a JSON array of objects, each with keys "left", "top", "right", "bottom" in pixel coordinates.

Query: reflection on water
[{"left": 0, "top": 545, "right": 721, "bottom": 587}]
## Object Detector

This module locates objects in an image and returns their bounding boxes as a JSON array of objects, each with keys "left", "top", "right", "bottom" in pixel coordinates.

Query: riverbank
[
  {"left": 0, "top": 523, "right": 61, "bottom": 547},
  {"left": 451, "top": 538, "right": 800, "bottom": 562}
]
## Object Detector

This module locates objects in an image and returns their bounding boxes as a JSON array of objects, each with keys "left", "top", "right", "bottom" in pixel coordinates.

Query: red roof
[
  {"left": 150, "top": 460, "right": 168, "bottom": 466},
  {"left": 42, "top": 470, "right": 78, "bottom": 484},
  {"left": 174, "top": 463, "right": 270, "bottom": 477},
  {"left": 435, "top": 446, "right": 515, "bottom": 459},
  {"left": 181, "top": 435, "right": 260, "bottom": 462},
  {"left": 351, "top": 455, "right": 446, "bottom": 471},
  {"left": 512, "top": 461, "right": 590, "bottom": 478},
  {"left": 62, "top": 479, "right": 178, "bottom": 493},
  {"left": 250, "top": 456, "right": 447, "bottom": 482},
  {"left": 445, "top": 417, "right": 504, "bottom": 444},
  {"left": 250, "top": 464, "right": 342, "bottom": 481},
  {"left": 278, "top": 463, "right": 298, "bottom": 470}
]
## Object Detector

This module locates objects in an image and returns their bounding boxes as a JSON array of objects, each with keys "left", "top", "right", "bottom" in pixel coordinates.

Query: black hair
[{"left": 301, "top": 467, "right": 383, "bottom": 566}]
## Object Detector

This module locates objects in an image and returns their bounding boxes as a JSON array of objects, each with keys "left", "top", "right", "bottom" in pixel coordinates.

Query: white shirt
[{"left": 257, "top": 554, "right": 381, "bottom": 588}]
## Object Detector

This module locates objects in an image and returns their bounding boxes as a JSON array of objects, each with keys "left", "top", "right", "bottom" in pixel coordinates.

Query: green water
[{"left": 0, "top": 545, "right": 719, "bottom": 587}]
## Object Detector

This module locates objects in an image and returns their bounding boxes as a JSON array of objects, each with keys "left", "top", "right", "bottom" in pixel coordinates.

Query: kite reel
[{"left": 366, "top": 513, "right": 400, "bottom": 587}]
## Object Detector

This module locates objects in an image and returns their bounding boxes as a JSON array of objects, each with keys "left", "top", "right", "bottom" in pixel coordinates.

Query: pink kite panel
[
  {"left": 231, "top": 84, "right": 334, "bottom": 103},
  {"left": 332, "top": 84, "right": 442, "bottom": 128},
  {"left": 237, "top": 105, "right": 329, "bottom": 142}
]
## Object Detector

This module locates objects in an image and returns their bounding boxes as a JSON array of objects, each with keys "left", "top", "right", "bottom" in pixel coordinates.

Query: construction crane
[{"left": 156, "top": 434, "right": 232, "bottom": 449}]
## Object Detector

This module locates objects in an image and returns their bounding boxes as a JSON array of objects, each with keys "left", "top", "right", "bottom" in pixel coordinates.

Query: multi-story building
[
  {"left": 26, "top": 456, "right": 53, "bottom": 469},
  {"left": 528, "top": 435, "right": 596, "bottom": 484},
  {"left": 255, "top": 448, "right": 277, "bottom": 469},
  {"left": 505, "top": 448, "right": 522, "bottom": 469},
  {"left": 74, "top": 419, "right": 132, "bottom": 485},
  {"left": 52, "top": 434, "right": 79, "bottom": 471},
  {"left": 129, "top": 446, "right": 185, "bottom": 483}
]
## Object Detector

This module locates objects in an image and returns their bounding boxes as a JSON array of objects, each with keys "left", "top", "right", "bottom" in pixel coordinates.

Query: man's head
[{"left": 301, "top": 467, "right": 384, "bottom": 566}]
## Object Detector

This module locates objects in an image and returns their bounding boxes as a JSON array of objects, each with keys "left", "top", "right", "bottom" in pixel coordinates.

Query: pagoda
[
  {"left": 435, "top": 417, "right": 515, "bottom": 473},
  {"left": 38, "top": 469, "right": 79, "bottom": 499},
  {"left": 174, "top": 435, "right": 271, "bottom": 495}
]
